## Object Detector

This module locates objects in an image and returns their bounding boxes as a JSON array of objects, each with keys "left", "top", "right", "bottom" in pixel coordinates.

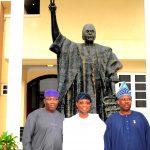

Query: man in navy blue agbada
[{"left": 104, "top": 81, "right": 150, "bottom": 150}]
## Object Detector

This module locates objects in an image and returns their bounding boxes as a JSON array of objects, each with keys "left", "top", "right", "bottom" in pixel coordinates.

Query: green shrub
[{"left": 0, "top": 131, "right": 18, "bottom": 150}]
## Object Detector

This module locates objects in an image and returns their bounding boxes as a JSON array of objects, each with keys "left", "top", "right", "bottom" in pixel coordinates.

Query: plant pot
[{"left": 3, "top": 146, "right": 7, "bottom": 150}]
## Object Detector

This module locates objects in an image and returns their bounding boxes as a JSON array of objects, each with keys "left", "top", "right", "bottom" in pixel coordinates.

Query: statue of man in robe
[{"left": 49, "top": 0, "right": 122, "bottom": 120}]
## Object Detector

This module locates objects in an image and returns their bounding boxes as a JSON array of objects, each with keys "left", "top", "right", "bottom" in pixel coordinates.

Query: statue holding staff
[{"left": 49, "top": 0, "right": 122, "bottom": 120}]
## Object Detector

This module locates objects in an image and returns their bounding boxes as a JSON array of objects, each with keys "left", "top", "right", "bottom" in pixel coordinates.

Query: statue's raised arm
[{"left": 49, "top": 0, "right": 60, "bottom": 42}]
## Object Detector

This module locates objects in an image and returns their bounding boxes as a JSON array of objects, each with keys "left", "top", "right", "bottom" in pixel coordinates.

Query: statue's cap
[{"left": 116, "top": 81, "right": 132, "bottom": 99}]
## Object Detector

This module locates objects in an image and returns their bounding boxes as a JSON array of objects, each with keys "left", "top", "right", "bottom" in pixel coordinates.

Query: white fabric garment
[{"left": 63, "top": 113, "right": 106, "bottom": 150}]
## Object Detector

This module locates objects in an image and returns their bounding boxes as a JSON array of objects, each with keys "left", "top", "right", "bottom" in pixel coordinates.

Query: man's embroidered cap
[
  {"left": 76, "top": 92, "right": 92, "bottom": 102},
  {"left": 116, "top": 81, "right": 132, "bottom": 99},
  {"left": 44, "top": 89, "right": 59, "bottom": 97}
]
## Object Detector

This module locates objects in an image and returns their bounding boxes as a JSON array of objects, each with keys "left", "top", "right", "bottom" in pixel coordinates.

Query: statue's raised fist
[{"left": 49, "top": 0, "right": 56, "bottom": 12}]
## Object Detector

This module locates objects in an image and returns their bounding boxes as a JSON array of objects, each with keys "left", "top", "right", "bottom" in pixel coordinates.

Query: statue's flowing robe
[{"left": 50, "top": 34, "right": 122, "bottom": 119}]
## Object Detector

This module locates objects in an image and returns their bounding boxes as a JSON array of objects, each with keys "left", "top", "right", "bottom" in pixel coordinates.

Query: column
[
  {"left": 6, "top": 0, "right": 24, "bottom": 146},
  {"left": 144, "top": 0, "right": 150, "bottom": 123}
]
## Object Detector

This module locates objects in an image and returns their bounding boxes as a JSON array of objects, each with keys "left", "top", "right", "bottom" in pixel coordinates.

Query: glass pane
[
  {"left": 40, "top": 78, "right": 58, "bottom": 91},
  {"left": 3, "top": 90, "right": 7, "bottom": 94},
  {"left": 136, "top": 100, "right": 146, "bottom": 107},
  {"left": 24, "top": 0, "right": 40, "bottom": 14},
  {"left": 3, "top": 85, "right": 8, "bottom": 89},
  {"left": 20, "top": 127, "right": 24, "bottom": 142},
  {"left": 135, "top": 84, "right": 146, "bottom": 90},
  {"left": 135, "top": 75, "right": 146, "bottom": 82},
  {"left": 119, "top": 75, "right": 131, "bottom": 82},
  {"left": 135, "top": 92, "right": 146, "bottom": 99}
]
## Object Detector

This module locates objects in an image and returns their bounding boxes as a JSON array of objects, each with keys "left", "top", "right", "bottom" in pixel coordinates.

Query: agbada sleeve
[
  {"left": 22, "top": 114, "right": 36, "bottom": 150},
  {"left": 104, "top": 118, "right": 112, "bottom": 150},
  {"left": 144, "top": 116, "right": 150, "bottom": 150},
  {"left": 63, "top": 118, "right": 69, "bottom": 150},
  {"left": 50, "top": 33, "right": 66, "bottom": 54},
  {"left": 63, "top": 118, "right": 75, "bottom": 150}
]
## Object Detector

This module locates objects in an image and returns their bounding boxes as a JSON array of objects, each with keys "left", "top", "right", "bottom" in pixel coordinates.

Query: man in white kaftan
[{"left": 63, "top": 92, "right": 106, "bottom": 150}]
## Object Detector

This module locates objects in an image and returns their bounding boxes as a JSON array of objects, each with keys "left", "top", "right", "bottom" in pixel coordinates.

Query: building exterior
[{"left": 0, "top": 0, "right": 150, "bottom": 148}]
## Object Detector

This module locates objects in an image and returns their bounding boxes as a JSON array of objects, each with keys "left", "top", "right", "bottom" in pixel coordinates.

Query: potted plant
[{"left": 0, "top": 131, "right": 18, "bottom": 150}]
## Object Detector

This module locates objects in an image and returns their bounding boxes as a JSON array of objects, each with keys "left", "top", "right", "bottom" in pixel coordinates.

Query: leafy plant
[{"left": 0, "top": 131, "right": 18, "bottom": 150}]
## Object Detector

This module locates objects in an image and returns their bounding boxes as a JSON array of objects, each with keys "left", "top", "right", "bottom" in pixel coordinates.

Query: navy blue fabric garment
[{"left": 104, "top": 111, "right": 150, "bottom": 150}]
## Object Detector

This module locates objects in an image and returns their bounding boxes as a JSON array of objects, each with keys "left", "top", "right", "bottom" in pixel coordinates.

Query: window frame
[{"left": 116, "top": 73, "right": 147, "bottom": 110}]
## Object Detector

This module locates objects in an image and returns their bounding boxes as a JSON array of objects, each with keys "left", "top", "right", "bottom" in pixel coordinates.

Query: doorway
[{"left": 27, "top": 74, "right": 57, "bottom": 116}]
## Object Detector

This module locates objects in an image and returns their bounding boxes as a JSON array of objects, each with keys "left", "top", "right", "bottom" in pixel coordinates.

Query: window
[
  {"left": 1, "top": 84, "right": 8, "bottom": 95},
  {"left": 116, "top": 73, "right": 147, "bottom": 108},
  {"left": 135, "top": 75, "right": 146, "bottom": 107}
]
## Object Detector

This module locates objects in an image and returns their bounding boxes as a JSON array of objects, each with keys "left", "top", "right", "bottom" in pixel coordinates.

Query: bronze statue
[{"left": 49, "top": 0, "right": 122, "bottom": 120}]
